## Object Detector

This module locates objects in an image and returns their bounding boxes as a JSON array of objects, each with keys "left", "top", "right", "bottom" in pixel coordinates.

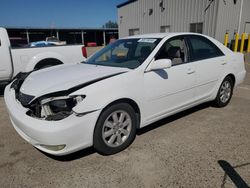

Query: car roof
[{"left": 122, "top": 32, "right": 205, "bottom": 39}]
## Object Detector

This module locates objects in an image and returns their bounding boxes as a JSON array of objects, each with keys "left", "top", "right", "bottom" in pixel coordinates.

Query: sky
[{"left": 0, "top": 0, "right": 126, "bottom": 28}]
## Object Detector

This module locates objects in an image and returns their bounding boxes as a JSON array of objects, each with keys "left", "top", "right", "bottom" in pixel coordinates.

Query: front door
[{"left": 143, "top": 36, "right": 196, "bottom": 124}]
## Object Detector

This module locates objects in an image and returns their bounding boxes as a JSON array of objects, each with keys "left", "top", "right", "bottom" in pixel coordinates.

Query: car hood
[{"left": 20, "top": 63, "right": 129, "bottom": 97}]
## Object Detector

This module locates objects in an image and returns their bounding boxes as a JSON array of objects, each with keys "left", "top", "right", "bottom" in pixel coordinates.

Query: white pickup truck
[{"left": 0, "top": 27, "right": 87, "bottom": 84}]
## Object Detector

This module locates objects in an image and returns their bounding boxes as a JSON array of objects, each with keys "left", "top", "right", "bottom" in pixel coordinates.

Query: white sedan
[{"left": 4, "top": 33, "right": 246, "bottom": 156}]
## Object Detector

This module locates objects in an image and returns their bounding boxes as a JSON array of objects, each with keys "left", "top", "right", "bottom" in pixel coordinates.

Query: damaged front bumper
[{"left": 4, "top": 84, "right": 101, "bottom": 156}]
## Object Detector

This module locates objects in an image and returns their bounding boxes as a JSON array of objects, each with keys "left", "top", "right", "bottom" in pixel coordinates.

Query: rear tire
[
  {"left": 93, "top": 103, "right": 137, "bottom": 155},
  {"left": 214, "top": 76, "right": 234, "bottom": 107}
]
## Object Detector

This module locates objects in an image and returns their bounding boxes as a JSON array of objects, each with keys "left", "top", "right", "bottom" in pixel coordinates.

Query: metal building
[{"left": 117, "top": 0, "right": 250, "bottom": 43}]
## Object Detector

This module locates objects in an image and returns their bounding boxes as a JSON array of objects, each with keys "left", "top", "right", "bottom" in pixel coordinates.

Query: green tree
[{"left": 102, "top": 20, "right": 118, "bottom": 28}]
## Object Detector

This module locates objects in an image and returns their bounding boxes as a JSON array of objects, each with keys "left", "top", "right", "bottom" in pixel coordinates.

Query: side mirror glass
[{"left": 146, "top": 59, "right": 172, "bottom": 72}]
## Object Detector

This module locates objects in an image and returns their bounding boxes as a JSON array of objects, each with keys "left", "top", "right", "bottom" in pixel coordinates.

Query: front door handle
[
  {"left": 221, "top": 60, "right": 227, "bottom": 65},
  {"left": 187, "top": 68, "right": 195, "bottom": 74}
]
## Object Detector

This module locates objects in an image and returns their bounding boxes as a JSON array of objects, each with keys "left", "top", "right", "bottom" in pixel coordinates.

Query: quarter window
[{"left": 188, "top": 36, "right": 224, "bottom": 61}]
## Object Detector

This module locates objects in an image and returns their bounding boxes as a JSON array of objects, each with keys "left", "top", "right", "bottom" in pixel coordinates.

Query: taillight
[{"left": 82, "top": 46, "right": 87, "bottom": 58}]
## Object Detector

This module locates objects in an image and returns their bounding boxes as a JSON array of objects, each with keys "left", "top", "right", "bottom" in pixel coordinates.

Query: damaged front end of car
[
  {"left": 27, "top": 94, "right": 85, "bottom": 121},
  {"left": 11, "top": 72, "right": 86, "bottom": 121},
  {"left": 10, "top": 71, "right": 126, "bottom": 121}
]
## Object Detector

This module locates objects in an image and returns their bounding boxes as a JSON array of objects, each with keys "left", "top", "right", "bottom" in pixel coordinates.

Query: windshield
[{"left": 85, "top": 38, "right": 161, "bottom": 69}]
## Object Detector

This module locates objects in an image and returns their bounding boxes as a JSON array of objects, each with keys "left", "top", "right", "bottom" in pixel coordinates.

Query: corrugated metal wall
[
  {"left": 215, "top": 0, "right": 240, "bottom": 43},
  {"left": 118, "top": 0, "right": 218, "bottom": 38},
  {"left": 215, "top": 0, "right": 250, "bottom": 42},
  {"left": 118, "top": 0, "right": 250, "bottom": 43},
  {"left": 240, "top": 0, "right": 250, "bottom": 34}
]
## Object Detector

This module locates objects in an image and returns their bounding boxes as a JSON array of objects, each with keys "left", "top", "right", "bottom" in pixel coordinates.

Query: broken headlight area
[
  {"left": 11, "top": 72, "right": 36, "bottom": 106},
  {"left": 11, "top": 72, "right": 32, "bottom": 91},
  {"left": 27, "top": 95, "right": 85, "bottom": 121}
]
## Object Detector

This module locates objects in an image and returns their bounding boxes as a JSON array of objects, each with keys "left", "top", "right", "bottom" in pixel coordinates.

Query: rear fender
[{"left": 25, "top": 52, "right": 66, "bottom": 72}]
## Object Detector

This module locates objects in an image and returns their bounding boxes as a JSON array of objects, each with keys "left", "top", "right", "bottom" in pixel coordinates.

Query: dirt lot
[{"left": 0, "top": 59, "right": 249, "bottom": 188}]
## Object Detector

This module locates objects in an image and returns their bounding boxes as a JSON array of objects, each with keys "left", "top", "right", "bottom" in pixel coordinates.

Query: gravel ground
[{"left": 0, "top": 59, "right": 249, "bottom": 188}]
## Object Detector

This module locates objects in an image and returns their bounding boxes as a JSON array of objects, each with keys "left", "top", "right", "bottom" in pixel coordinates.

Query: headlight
[{"left": 40, "top": 95, "right": 85, "bottom": 121}]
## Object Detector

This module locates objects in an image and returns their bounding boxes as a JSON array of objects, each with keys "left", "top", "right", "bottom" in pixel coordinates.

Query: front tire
[
  {"left": 214, "top": 76, "right": 234, "bottom": 107},
  {"left": 93, "top": 103, "right": 137, "bottom": 155}
]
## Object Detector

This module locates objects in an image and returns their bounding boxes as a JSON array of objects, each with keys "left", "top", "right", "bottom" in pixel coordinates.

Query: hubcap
[
  {"left": 102, "top": 110, "right": 132, "bottom": 147},
  {"left": 219, "top": 80, "right": 231, "bottom": 103}
]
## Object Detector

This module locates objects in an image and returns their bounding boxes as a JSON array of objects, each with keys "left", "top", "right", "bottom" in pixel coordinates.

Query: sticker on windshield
[{"left": 138, "top": 39, "right": 157, "bottom": 43}]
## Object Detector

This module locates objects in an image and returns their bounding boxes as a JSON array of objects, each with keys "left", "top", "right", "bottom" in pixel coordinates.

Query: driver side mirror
[{"left": 146, "top": 59, "right": 172, "bottom": 72}]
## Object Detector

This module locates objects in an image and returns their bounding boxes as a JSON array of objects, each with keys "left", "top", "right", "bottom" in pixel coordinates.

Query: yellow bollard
[
  {"left": 234, "top": 33, "right": 239, "bottom": 52},
  {"left": 240, "top": 33, "right": 246, "bottom": 53},
  {"left": 224, "top": 33, "right": 229, "bottom": 47},
  {"left": 247, "top": 34, "right": 250, "bottom": 53}
]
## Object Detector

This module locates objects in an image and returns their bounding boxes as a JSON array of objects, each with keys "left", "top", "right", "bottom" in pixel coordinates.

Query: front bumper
[{"left": 4, "top": 84, "right": 100, "bottom": 156}]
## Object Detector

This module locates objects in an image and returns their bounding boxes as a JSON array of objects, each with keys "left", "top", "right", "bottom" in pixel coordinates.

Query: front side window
[
  {"left": 155, "top": 37, "right": 188, "bottom": 66},
  {"left": 85, "top": 38, "right": 161, "bottom": 69},
  {"left": 188, "top": 36, "right": 224, "bottom": 61}
]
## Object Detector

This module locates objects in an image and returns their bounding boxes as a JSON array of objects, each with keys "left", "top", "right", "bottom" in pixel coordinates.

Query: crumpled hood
[{"left": 20, "top": 63, "right": 128, "bottom": 97}]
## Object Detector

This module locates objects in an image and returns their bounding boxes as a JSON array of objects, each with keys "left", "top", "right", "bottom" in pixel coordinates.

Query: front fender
[{"left": 71, "top": 70, "right": 144, "bottom": 117}]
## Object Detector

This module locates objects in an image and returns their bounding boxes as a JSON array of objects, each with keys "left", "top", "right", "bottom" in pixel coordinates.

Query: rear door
[
  {"left": 0, "top": 28, "right": 12, "bottom": 81},
  {"left": 186, "top": 35, "right": 226, "bottom": 101}
]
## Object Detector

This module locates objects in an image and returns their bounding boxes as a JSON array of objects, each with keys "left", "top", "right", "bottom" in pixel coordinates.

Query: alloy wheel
[
  {"left": 219, "top": 80, "right": 232, "bottom": 103},
  {"left": 102, "top": 110, "right": 132, "bottom": 147}
]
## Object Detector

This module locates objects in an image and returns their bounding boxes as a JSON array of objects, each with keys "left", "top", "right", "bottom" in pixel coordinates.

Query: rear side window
[{"left": 188, "top": 35, "right": 224, "bottom": 61}]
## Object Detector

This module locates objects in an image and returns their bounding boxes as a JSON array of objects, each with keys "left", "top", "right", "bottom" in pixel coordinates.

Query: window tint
[
  {"left": 156, "top": 37, "right": 188, "bottom": 66},
  {"left": 188, "top": 36, "right": 224, "bottom": 61}
]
